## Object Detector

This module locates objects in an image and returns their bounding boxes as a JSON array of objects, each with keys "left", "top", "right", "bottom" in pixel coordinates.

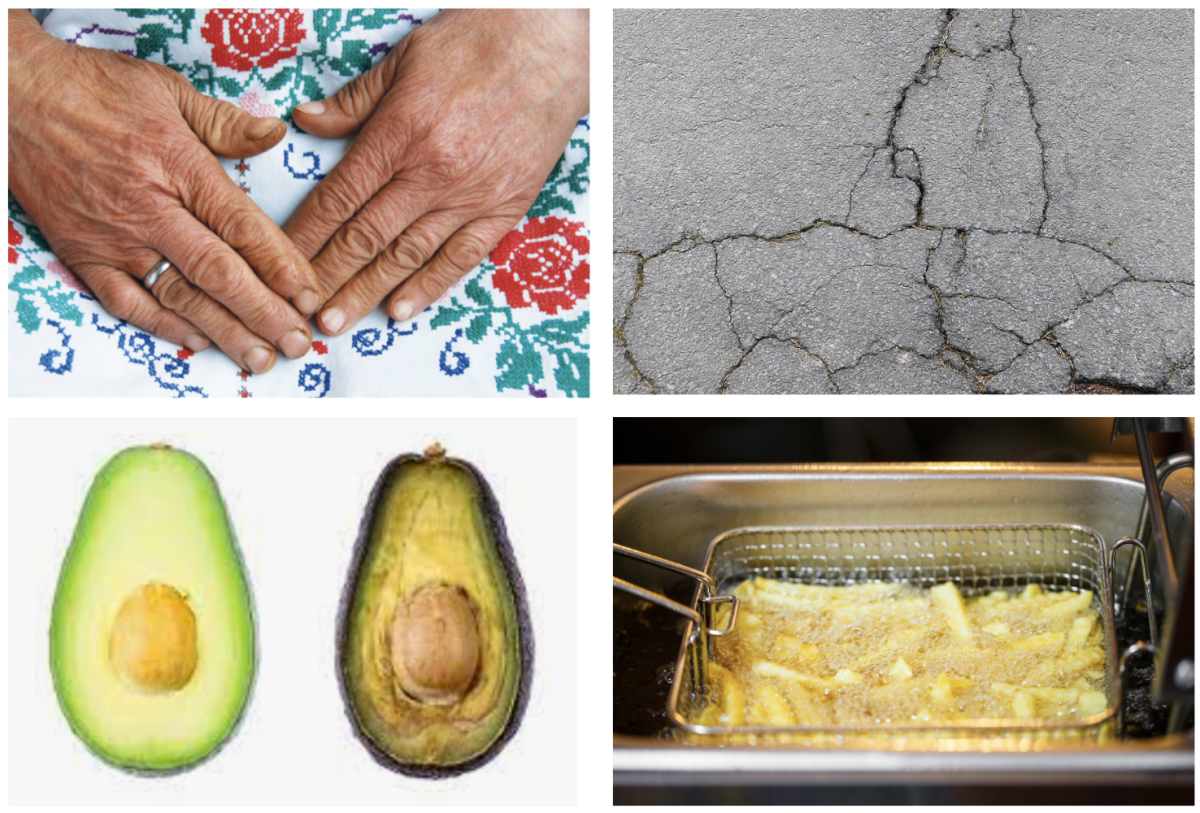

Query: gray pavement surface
[{"left": 614, "top": 9, "right": 1194, "bottom": 394}]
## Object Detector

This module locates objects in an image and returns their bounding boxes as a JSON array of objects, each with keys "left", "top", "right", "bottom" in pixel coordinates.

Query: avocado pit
[
  {"left": 392, "top": 583, "right": 479, "bottom": 705},
  {"left": 109, "top": 582, "right": 198, "bottom": 694}
]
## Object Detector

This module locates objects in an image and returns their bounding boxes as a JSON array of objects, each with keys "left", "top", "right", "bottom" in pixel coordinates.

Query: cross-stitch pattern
[{"left": 9, "top": 9, "right": 590, "bottom": 397}]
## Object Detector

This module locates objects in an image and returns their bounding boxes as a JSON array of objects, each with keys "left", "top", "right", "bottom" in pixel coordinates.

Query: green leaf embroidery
[
  {"left": 466, "top": 312, "right": 492, "bottom": 344},
  {"left": 263, "top": 66, "right": 294, "bottom": 91},
  {"left": 300, "top": 74, "right": 323, "bottom": 103},
  {"left": 566, "top": 138, "right": 591, "bottom": 194},
  {"left": 552, "top": 348, "right": 589, "bottom": 398},
  {"left": 42, "top": 290, "right": 83, "bottom": 326},
  {"left": 465, "top": 274, "right": 493, "bottom": 307},
  {"left": 215, "top": 76, "right": 244, "bottom": 97},
  {"left": 524, "top": 139, "right": 589, "bottom": 219},
  {"left": 429, "top": 303, "right": 470, "bottom": 329},
  {"left": 14, "top": 296, "right": 40, "bottom": 334},
  {"left": 529, "top": 312, "right": 589, "bottom": 348},
  {"left": 331, "top": 40, "right": 372, "bottom": 76},
  {"left": 494, "top": 335, "right": 543, "bottom": 392},
  {"left": 135, "top": 23, "right": 169, "bottom": 61}
]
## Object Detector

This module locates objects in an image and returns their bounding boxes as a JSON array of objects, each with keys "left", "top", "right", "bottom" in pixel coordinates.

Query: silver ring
[{"left": 143, "top": 260, "right": 173, "bottom": 289}]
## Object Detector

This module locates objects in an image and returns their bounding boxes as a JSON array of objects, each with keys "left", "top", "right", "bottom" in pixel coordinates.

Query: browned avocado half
[{"left": 337, "top": 445, "right": 532, "bottom": 777}]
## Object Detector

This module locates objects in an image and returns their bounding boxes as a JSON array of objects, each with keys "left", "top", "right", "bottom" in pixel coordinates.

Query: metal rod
[
  {"left": 1131, "top": 418, "right": 1179, "bottom": 603},
  {"left": 613, "top": 543, "right": 714, "bottom": 588},
  {"left": 1166, "top": 702, "right": 1191, "bottom": 735},
  {"left": 612, "top": 577, "right": 702, "bottom": 625},
  {"left": 1110, "top": 537, "right": 1157, "bottom": 647},
  {"left": 1124, "top": 451, "right": 1193, "bottom": 615}
]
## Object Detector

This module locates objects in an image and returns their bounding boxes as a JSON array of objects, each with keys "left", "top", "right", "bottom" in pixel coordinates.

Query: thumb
[
  {"left": 291, "top": 58, "right": 395, "bottom": 138},
  {"left": 175, "top": 80, "right": 287, "bottom": 159}
]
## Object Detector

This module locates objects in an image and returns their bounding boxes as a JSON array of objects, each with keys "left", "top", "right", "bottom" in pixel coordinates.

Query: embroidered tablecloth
[{"left": 9, "top": 9, "right": 590, "bottom": 397}]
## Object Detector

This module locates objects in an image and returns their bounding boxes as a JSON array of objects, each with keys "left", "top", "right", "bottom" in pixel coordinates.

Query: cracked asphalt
[{"left": 614, "top": 9, "right": 1195, "bottom": 394}]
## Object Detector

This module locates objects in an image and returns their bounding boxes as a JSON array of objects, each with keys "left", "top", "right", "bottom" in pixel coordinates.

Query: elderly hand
[
  {"left": 8, "top": 10, "right": 320, "bottom": 373},
  {"left": 285, "top": 9, "right": 589, "bottom": 336}
]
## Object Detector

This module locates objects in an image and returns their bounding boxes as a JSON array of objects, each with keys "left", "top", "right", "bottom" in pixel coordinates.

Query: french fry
[
  {"left": 1068, "top": 615, "right": 1096, "bottom": 651},
  {"left": 771, "top": 634, "right": 819, "bottom": 665},
  {"left": 833, "top": 668, "right": 864, "bottom": 685},
  {"left": 983, "top": 621, "right": 1010, "bottom": 637},
  {"left": 748, "top": 683, "right": 796, "bottom": 726},
  {"left": 1040, "top": 589, "right": 1093, "bottom": 618},
  {"left": 1010, "top": 631, "right": 1065, "bottom": 651},
  {"left": 931, "top": 672, "right": 955, "bottom": 705},
  {"left": 931, "top": 582, "right": 972, "bottom": 641},
  {"left": 751, "top": 658, "right": 836, "bottom": 689},
  {"left": 1079, "top": 690, "right": 1107, "bottom": 714},
  {"left": 888, "top": 657, "right": 914, "bottom": 682},
  {"left": 1028, "top": 646, "right": 1104, "bottom": 684},
  {"left": 1012, "top": 689, "right": 1036, "bottom": 718},
  {"left": 708, "top": 662, "right": 746, "bottom": 725}
]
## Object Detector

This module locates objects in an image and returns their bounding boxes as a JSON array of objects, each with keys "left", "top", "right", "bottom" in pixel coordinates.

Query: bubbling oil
[{"left": 696, "top": 579, "right": 1109, "bottom": 729}]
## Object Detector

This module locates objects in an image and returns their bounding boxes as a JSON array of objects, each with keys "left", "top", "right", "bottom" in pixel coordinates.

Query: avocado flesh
[
  {"left": 50, "top": 446, "right": 254, "bottom": 772},
  {"left": 343, "top": 458, "right": 523, "bottom": 771}
]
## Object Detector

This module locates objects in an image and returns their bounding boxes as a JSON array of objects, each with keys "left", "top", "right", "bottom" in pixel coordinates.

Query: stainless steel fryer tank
[{"left": 613, "top": 463, "right": 1194, "bottom": 787}]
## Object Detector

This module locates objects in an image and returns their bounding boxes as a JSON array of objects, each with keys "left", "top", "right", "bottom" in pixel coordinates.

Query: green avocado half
[
  {"left": 50, "top": 444, "right": 255, "bottom": 773},
  {"left": 337, "top": 445, "right": 533, "bottom": 777}
]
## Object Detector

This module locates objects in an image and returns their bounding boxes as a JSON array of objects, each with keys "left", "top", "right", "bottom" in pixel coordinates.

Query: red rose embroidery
[
  {"left": 490, "top": 217, "right": 589, "bottom": 315},
  {"left": 201, "top": 9, "right": 306, "bottom": 72},
  {"left": 9, "top": 220, "right": 23, "bottom": 264}
]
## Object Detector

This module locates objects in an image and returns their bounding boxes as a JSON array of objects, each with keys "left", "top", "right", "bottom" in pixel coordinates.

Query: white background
[{"left": 8, "top": 418, "right": 576, "bottom": 805}]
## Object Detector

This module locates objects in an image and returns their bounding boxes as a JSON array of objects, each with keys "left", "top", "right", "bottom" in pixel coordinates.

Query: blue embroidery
[
  {"left": 439, "top": 327, "right": 470, "bottom": 376},
  {"left": 91, "top": 314, "right": 207, "bottom": 397},
  {"left": 577, "top": 117, "right": 590, "bottom": 130},
  {"left": 351, "top": 315, "right": 420, "bottom": 357},
  {"left": 283, "top": 143, "right": 327, "bottom": 180},
  {"left": 298, "top": 362, "right": 331, "bottom": 397},
  {"left": 39, "top": 319, "right": 75, "bottom": 375}
]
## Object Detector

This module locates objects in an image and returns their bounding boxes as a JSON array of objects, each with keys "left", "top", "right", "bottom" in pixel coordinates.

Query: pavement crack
[
  {"left": 1008, "top": 9, "right": 1050, "bottom": 235},
  {"left": 887, "top": 8, "right": 956, "bottom": 227},
  {"left": 846, "top": 148, "right": 880, "bottom": 223},
  {"left": 711, "top": 245, "right": 742, "bottom": 349},
  {"left": 614, "top": 252, "right": 658, "bottom": 392}
]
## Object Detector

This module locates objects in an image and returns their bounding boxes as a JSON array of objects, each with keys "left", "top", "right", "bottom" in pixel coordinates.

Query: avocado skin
[
  {"left": 336, "top": 452, "right": 534, "bottom": 778},
  {"left": 50, "top": 445, "right": 257, "bottom": 776}
]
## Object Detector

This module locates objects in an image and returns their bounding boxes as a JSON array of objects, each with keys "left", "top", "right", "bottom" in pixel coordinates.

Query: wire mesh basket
[{"left": 625, "top": 524, "right": 1121, "bottom": 736}]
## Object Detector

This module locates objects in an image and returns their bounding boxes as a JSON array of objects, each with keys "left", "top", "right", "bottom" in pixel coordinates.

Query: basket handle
[
  {"left": 1111, "top": 536, "right": 1158, "bottom": 647},
  {"left": 613, "top": 544, "right": 739, "bottom": 634}
]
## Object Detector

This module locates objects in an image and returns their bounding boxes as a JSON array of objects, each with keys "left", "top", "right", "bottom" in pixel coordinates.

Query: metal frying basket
[{"left": 617, "top": 523, "right": 1122, "bottom": 736}]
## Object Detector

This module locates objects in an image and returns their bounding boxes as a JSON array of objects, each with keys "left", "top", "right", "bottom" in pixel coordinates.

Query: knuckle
[
  {"left": 92, "top": 275, "right": 135, "bottom": 321},
  {"left": 311, "top": 181, "right": 362, "bottom": 225},
  {"left": 337, "top": 74, "right": 384, "bottom": 123},
  {"left": 441, "top": 232, "right": 491, "bottom": 272},
  {"left": 385, "top": 233, "right": 434, "bottom": 273},
  {"left": 156, "top": 272, "right": 203, "bottom": 313},
  {"left": 419, "top": 262, "right": 463, "bottom": 300},
  {"left": 338, "top": 216, "right": 391, "bottom": 260},
  {"left": 184, "top": 242, "right": 240, "bottom": 299}
]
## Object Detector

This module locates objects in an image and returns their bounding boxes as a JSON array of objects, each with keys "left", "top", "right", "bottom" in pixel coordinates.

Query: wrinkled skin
[
  {"left": 8, "top": 10, "right": 318, "bottom": 373},
  {"left": 285, "top": 9, "right": 590, "bottom": 337}
]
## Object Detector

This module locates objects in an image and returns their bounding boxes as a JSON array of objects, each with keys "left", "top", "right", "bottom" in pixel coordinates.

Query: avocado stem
[
  {"left": 423, "top": 443, "right": 446, "bottom": 462},
  {"left": 148, "top": 442, "right": 174, "bottom": 451}
]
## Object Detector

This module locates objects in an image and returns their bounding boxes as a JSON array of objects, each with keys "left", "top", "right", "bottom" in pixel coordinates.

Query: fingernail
[
  {"left": 391, "top": 300, "right": 415, "bottom": 322},
  {"left": 279, "top": 329, "right": 311, "bottom": 359},
  {"left": 183, "top": 333, "right": 210, "bottom": 352},
  {"left": 320, "top": 307, "right": 345, "bottom": 334},
  {"left": 295, "top": 100, "right": 325, "bottom": 116},
  {"left": 246, "top": 116, "right": 284, "bottom": 140},
  {"left": 294, "top": 288, "right": 318, "bottom": 316},
  {"left": 244, "top": 346, "right": 273, "bottom": 374}
]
